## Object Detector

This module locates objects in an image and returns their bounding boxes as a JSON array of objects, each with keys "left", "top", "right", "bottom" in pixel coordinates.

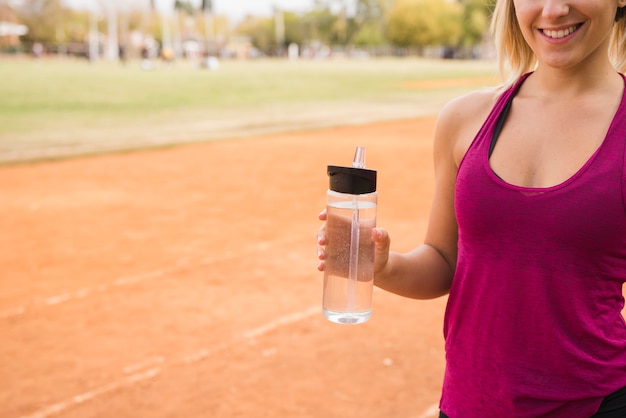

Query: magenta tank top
[{"left": 441, "top": 73, "right": 626, "bottom": 417}]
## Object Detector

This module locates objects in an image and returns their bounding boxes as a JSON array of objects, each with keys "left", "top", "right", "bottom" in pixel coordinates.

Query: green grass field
[{"left": 0, "top": 57, "right": 499, "bottom": 163}]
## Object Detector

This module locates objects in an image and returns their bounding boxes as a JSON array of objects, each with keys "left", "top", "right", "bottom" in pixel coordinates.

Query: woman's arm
[
  {"left": 372, "top": 90, "right": 496, "bottom": 299},
  {"left": 318, "top": 89, "right": 496, "bottom": 300}
]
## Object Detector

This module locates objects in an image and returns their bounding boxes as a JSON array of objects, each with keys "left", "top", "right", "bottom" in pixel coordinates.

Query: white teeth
[{"left": 542, "top": 25, "right": 578, "bottom": 39}]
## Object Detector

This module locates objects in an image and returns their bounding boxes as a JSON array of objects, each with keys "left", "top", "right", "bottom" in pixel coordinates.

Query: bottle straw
[
  {"left": 347, "top": 146, "right": 366, "bottom": 315},
  {"left": 352, "top": 146, "right": 366, "bottom": 168}
]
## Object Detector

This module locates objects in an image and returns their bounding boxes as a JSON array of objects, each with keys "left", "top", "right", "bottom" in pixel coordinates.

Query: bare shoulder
[
  {"left": 438, "top": 88, "right": 497, "bottom": 126},
  {"left": 434, "top": 88, "right": 499, "bottom": 165}
]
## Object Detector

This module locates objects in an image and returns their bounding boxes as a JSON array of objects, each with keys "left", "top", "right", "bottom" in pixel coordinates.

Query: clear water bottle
[{"left": 323, "top": 146, "right": 377, "bottom": 325}]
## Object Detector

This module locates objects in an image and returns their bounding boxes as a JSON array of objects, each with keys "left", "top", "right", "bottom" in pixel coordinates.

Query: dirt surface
[
  {"left": 3, "top": 112, "right": 624, "bottom": 418},
  {"left": 1, "top": 117, "right": 449, "bottom": 418}
]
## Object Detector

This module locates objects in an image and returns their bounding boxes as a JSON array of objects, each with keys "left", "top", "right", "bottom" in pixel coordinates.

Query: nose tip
[{"left": 542, "top": 1, "right": 570, "bottom": 18}]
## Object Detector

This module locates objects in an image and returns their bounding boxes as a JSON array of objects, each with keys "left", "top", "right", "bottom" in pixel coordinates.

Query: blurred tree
[
  {"left": 174, "top": 0, "right": 194, "bottom": 15},
  {"left": 300, "top": 6, "right": 341, "bottom": 46},
  {"left": 144, "top": 9, "right": 163, "bottom": 42},
  {"left": 458, "top": 0, "right": 491, "bottom": 48},
  {"left": 200, "top": 0, "right": 212, "bottom": 12},
  {"left": 286, "top": 0, "right": 394, "bottom": 48},
  {"left": 63, "top": 9, "right": 91, "bottom": 42},
  {"left": 9, "top": 0, "right": 490, "bottom": 59},
  {"left": 386, "top": 0, "right": 462, "bottom": 49},
  {"left": 237, "top": 11, "right": 304, "bottom": 55},
  {"left": 333, "top": 3, "right": 347, "bottom": 44},
  {"left": 16, "top": 0, "right": 72, "bottom": 44},
  {"left": 283, "top": 12, "right": 306, "bottom": 48},
  {"left": 125, "top": 9, "right": 145, "bottom": 32},
  {"left": 199, "top": 0, "right": 215, "bottom": 55},
  {"left": 236, "top": 16, "right": 273, "bottom": 53},
  {"left": 350, "top": 0, "right": 390, "bottom": 46},
  {"left": 352, "top": 21, "right": 385, "bottom": 46}
]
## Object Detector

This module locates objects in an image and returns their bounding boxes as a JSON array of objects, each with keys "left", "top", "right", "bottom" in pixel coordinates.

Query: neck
[
  {"left": 530, "top": 61, "right": 620, "bottom": 98},
  {"left": 530, "top": 40, "right": 618, "bottom": 97}
]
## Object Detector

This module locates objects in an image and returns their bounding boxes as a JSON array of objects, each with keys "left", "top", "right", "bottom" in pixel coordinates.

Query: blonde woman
[{"left": 317, "top": 1, "right": 626, "bottom": 416}]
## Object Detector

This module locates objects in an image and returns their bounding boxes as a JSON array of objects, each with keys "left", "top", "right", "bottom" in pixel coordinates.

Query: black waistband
[
  {"left": 593, "top": 385, "right": 626, "bottom": 417},
  {"left": 439, "top": 385, "right": 626, "bottom": 417}
]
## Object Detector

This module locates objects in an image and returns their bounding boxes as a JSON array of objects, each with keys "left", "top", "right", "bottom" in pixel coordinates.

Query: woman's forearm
[{"left": 374, "top": 244, "right": 454, "bottom": 300}]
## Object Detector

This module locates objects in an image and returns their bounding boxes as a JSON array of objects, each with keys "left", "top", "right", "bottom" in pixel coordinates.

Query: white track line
[
  {"left": 19, "top": 305, "right": 319, "bottom": 418},
  {"left": 416, "top": 403, "right": 441, "bottom": 418},
  {"left": 122, "top": 356, "right": 165, "bottom": 375},
  {"left": 2, "top": 239, "right": 296, "bottom": 320},
  {"left": 244, "top": 306, "right": 319, "bottom": 339},
  {"left": 20, "top": 368, "right": 161, "bottom": 418}
]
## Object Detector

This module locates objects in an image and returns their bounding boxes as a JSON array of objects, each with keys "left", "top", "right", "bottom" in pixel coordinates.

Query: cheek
[
  {"left": 513, "top": 10, "right": 536, "bottom": 42},
  {"left": 512, "top": 2, "right": 533, "bottom": 31}
]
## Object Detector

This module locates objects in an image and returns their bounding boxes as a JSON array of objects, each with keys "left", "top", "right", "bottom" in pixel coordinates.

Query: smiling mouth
[{"left": 541, "top": 24, "right": 582, "bottom": 39}]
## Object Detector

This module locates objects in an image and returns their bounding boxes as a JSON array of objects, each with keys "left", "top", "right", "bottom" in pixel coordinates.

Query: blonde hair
[{"left": 490, "top": 1, "right": 626, "bottom": 87}]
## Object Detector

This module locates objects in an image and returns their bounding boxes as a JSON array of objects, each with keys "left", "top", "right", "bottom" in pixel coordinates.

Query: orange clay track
[
  {"left": 0, "top": 117, "right": 448, "bottom": 418},
  {"left": 1, "top": 117, "right": 624, "bottom": 418}
]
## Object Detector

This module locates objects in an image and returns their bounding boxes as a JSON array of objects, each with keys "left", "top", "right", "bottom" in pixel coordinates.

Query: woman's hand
[
  {"left": 317, "top": 209, "right": 391, "bottom": 277},
  {"left": 316, "top": 209, "right": 328, "bottom": 272}
]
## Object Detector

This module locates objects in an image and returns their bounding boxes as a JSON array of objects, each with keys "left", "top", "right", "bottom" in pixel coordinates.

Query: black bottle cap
[{"left": 327, "top": 165, "right": 377, "bottom": 195}]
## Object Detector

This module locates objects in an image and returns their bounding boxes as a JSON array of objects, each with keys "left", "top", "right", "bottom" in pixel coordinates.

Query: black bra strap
[{"left": 489, "top": 96, "right": 514, "bottom": 158}]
